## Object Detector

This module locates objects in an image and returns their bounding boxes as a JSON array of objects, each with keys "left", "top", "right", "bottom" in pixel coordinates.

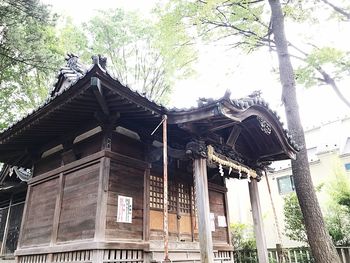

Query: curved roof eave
[{"left": 167, "top": 97, "right": 299, "bottom": 160}]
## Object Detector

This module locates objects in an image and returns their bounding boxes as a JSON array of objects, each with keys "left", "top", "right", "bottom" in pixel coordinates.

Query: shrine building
[{"left": 0, "top": 55, "right": 298, "bottom": 263}]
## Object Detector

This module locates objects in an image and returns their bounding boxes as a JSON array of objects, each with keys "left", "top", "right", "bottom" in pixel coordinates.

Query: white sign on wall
[
  {"left": 217, "top": 215, "right": 227, "bottom": 227},
  {"left": 210, "top": 212, "right": 215, "bottom": 231},
  {"left": 117, "top": 195, "right": 133, "bottom": 223}
]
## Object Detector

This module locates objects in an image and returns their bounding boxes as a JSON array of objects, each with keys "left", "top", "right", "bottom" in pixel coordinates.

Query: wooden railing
[{"left": 234, "top": 247, "right": 350, "bottom": 263}]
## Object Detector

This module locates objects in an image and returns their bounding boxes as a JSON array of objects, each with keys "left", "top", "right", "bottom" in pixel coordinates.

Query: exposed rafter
[{"left": 91, "top": 77, "right": 110, "bottom": 116}]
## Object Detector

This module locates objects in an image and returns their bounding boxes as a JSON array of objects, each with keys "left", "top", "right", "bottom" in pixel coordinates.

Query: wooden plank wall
[
  {"left": 74, "top": 133, "right": 102, "bottom": 160},
  {"left": 57, "top": 162, "right": 99, "bottom": 242},
  {"left": 209, "top": 189, "right": 229, "bottom": 244},
  {"left": 21, "top": 179, "right": 58, "bottom": 246},
  {"left": 34, "top": 133, "right": 103, "bottom": 177},
  {"left": 34, "top": 153, "right": 62, "bottom": 176},
  {"left": 105, "top": 161, "right": 144, "bottom": 240},
  {"left": 112, "top": 133, "right": 144, "bottom": 160}
]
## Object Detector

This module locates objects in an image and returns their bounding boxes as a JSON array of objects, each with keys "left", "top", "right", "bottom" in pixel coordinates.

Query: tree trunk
[{"left": 268, "top": 1, "right": 341, "bottom": 262}]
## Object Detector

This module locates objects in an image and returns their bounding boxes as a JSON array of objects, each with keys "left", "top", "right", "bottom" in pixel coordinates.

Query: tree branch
[
  {"left": 316, "top": 66, "right": 350, "bottom": 108},
  {"left": 319, "top": 0, "right": 350, "bottom": 20}
]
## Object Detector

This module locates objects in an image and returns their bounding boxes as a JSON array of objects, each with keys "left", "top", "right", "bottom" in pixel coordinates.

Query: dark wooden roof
[{"left": 0, "top": 56, "right": 298, "bottom": 168}]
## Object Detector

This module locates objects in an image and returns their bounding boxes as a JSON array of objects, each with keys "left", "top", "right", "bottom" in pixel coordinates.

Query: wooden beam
[
  {"left": 168, "top": 107, "right": 218, "bottom": 124},
  {"left": 15, "top": 240, "right": 149, "bottom": 256},
  {"left": 208, "top": 122, "right": 235, "bottom": 132},
  {"left": 61, "top": 139, "right": 77, "bottom": 165},
  {"left": 193, "top": 158, "right": 214, "bottom": 263},
  {"left": 38, "top": 120, "right": 100, "bottom": 156},
  {"left": 249, "top": 178, "right": 268, "bottom": 263},
  {"left": 226, "top": 125, "right": 241, "bottom": 148},
  {"left": 91, "top": 77, "right": 110, "bottom": 116},
  {"left": 148, "top": 146, "right": 187, "bottom": 163}
]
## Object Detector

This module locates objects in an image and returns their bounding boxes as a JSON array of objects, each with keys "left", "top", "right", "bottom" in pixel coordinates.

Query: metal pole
[{"left": 163, "top": 115, "right": 170, "bottom": 262}]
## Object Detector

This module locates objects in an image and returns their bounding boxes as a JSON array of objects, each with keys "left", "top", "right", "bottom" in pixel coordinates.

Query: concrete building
[{"left": 227, "top": 115, "right": 350, "bottom": 248}]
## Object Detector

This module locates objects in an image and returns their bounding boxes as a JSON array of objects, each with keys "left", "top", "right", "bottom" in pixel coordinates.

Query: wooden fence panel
[{"left": 234, "top": 247, "right": 350, "bottom": 263}]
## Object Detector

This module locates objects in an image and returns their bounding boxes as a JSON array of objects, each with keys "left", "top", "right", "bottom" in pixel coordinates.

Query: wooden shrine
[{"left": 0, "top": 55, "right": 298, "bottom": 263}]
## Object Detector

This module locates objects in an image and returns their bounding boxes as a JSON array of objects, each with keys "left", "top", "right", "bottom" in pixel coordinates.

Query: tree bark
[{"left": 268, "top": 1, "right": 341, "bottom": 262}]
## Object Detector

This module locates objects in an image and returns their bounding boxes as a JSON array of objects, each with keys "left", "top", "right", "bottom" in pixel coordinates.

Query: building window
[
  {"left": 343, "top": 138, "right": 350, "bottom": 154},
  {"left": 277, "top": 175, "right": 295, "bottom": 195},
  {"left": 149, "top": 175, "right": 164, "bottom": 209},
  {"left": 345, "top": 163, "right": 350, "bottom": 172},
  {"left": 149, "top": 175, "right": 193, "bottom": 214}
]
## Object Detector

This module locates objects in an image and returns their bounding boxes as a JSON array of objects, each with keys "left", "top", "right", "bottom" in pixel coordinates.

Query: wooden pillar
[
  {"left": 50, "top": 173, "right": 64, "bottom": 246},
  {"left": 94, "top": 124, "right": 113, "bottom": 241},
  {"left": 0, "top": 194, "right": 13, "bottom": 255},
  {"left": 248, "top": 178, "right": 268, "bottom": 263},
  {"left": 193, "top": 158, "right": 214, "bottom": 263}
]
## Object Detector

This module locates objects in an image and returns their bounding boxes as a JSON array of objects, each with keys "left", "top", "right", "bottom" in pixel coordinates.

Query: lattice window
[
  {"left": 168, "top": 182, "right": 177, "bottom": 212},
  {"left": 178, "top": 183, "right": 191, "bottom": 214},
  {"left": 150, "top": 175, "right": 164, "bottom": 209},
  {"left": 150, "top": 175, "right": 194, "bottom": 215}
]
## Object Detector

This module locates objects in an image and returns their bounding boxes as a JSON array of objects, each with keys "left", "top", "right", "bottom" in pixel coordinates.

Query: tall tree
[
  {"left": 268, "top": 2, "right": 340, "bottom": 260},
  {"left": 0, "top": 0, "right": 60, "bottom": 129},
  {"left": 84, "top": 8, "right": 195, "bottom": 104},
  {"left": 158, "top": 0, "right": 342, "bottom": 261}
]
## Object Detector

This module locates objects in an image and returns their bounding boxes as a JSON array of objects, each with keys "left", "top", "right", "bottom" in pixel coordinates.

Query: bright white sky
[{"left": 42, "top": 0, "right": 350, "bottom": 129}]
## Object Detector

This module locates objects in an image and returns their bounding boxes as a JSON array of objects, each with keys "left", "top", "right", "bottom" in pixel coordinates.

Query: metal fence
[{"left": 234, "top": 246, "right": 350, "bottom": 263}]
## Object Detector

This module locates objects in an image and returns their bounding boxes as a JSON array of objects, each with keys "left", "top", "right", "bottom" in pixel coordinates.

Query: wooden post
[
  {"left": 248, "top": 178, "right": 268, "bottom": 263},
  {"left": 193, "top": 158, "right": 214, "bottom": 263},
  {"left": 51, "top": 173, "right": 64, "bottom": 245},
  {"left": 223, "top": 179, "right": 232, "bottom": 245},
  {"left": 162, "top": 115, "right": 170, "bottom": 262},
  {"left": 94, "top": 121, "right": 113, "bottom": 241},
  {"left": 143, "top": 164, "right": 151, "bottom": 241},
  {"left": 0, "top": 194, "right": 12, "bottom": 255},
  {"left": 17, "top": 185, "right": 31, "bottom": 249},
  {"left": 94, "top": 157, "right": 110, "bottom": 241}
]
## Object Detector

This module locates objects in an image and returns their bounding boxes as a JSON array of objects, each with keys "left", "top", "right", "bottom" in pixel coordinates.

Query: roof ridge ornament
[
  {"left": 65, "top": 53, "right": 85, "bottom": 75},
  {"left": 92, "top": 54, "right": 107, "bottom": 70}
]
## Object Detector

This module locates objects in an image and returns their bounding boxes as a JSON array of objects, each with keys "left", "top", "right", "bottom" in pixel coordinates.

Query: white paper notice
[
  {"left": 218, "top": 215, "right": 227, "bottom": 227},
  {"left": 117, "top": 195, "right": 133, "bottom": 223},
  {"left": 210, "top": 212, "right": 215, "bottom": 231}
]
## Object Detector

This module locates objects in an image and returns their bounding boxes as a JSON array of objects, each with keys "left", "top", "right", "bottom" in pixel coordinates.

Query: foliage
[
  {"left": 55, "top": 17, "right": 90, "bottom": 64},
  {"left": 158, "top": 0, "right": 350, "bottom": 108},
  {"left": 328, "top": 163, "right": 350, "bottom": 212},
  {"left": 324, "top": 164, "right": 350, "bottom": 245},
  {"left": 231, "top": 223, "right": 257, "bottom": 263},
  {"left": 0, "top": 3, "right": 195, "bottom": 130},
  {"left": 284, "top": 166, "right": 350, "bottom": 246},
  {"left": 0, "top": 0, "right": 62, "bottom": 129},
  {"left": 230, "top": 223, "right": 256, "bottom": 251},
  {"left": 84, "top": 8, "right": 195, "bottom": 104},
  {"left": 283, "top": 193, "right": 308, "bottom": 243}
]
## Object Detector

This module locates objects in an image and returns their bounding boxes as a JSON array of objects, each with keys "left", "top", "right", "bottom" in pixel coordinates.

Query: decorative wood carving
[
  {"left": 257, "top": 116, "right": 272, "bottom": 135},
  {"left": 185, "top": 140, "right": 207, "bottom": 159}
]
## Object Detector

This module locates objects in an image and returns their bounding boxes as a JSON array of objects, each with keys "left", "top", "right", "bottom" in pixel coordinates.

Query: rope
[{"left": 207, "top": 145, "right": 258, "bottom": 178}]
